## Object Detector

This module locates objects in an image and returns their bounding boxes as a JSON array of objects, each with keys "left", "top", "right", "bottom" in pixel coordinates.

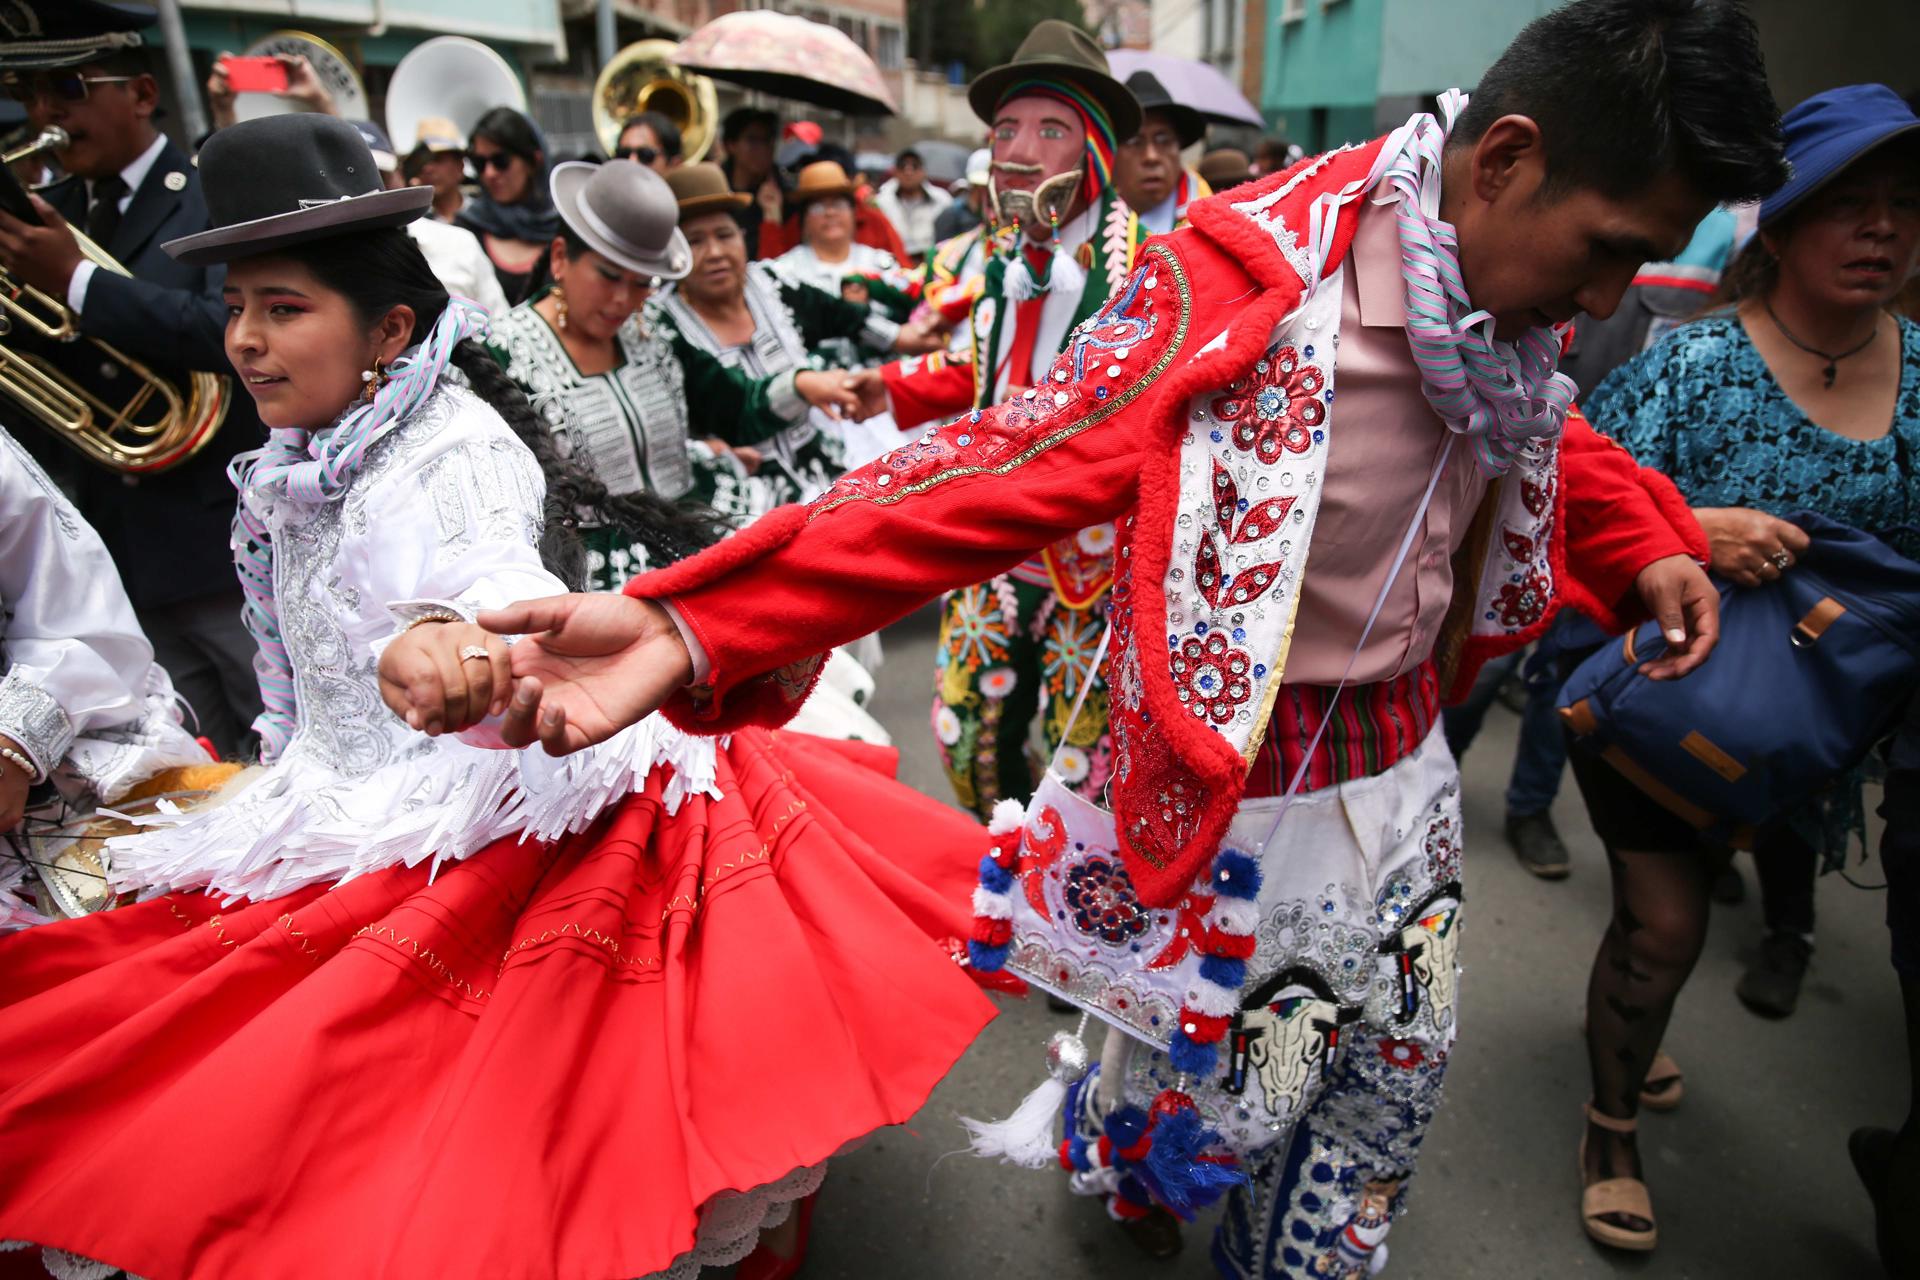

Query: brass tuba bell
[
  {"left": 0, "top": 128, "right": 230, "bottom": 474},
  {"left": 592, "top": 39, "right": 718, "bottom": 164}
]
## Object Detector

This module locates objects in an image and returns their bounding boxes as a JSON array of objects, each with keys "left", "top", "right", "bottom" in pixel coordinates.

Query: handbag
[{"left": 1558, "top": 511, "right": 1920, "bottom": 845}]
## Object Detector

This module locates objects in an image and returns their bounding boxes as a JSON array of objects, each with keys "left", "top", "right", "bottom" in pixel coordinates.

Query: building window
[
  {"left": 875, "top": 24, "right": 902, "bottom": 70},
  {"left": 1283, "top": 0, "right": 1306, "bottom": 20}
]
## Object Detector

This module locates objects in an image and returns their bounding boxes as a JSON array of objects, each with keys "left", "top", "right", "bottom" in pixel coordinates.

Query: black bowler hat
[
  {"left": 164, "top": 114, "right": 431, "bottom": 267},
  {"left": 0, "top": 0, "right": 154, "bottom": 70},
  {"left": 1124, "top": 71, "right": 1205, "bottom": 149}
]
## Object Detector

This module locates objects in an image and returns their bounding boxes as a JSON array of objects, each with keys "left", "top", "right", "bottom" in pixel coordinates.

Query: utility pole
[{"left": 152, "top": 0, "right": 208, "bottom": 140}]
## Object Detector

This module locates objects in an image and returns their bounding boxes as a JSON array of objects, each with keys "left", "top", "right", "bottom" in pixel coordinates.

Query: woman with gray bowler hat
[
  {"left": 488, "top": 158, "right": 864, "bottom": 588},
  {"left": 0, "top": 110, "right": 996, "bottom": 1280}
]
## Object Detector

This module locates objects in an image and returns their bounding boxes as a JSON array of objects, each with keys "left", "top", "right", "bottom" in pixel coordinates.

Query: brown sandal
[
  {"left": 1580, "top": 1103, "right": 1658, "bottom": 1252},
  {"left": 1641, "top": 1049, "right": 1684, "bottom": 1112}
]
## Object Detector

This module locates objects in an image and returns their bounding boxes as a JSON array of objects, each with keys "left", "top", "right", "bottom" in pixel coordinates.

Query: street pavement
[{"left": 790, "top": 605, "right": 1899, "bottom": 1280}]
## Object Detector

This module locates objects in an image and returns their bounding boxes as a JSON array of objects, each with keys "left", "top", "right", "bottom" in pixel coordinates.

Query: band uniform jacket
[{"left": 9, "top": 135, "right": 259, "bottom": 610}]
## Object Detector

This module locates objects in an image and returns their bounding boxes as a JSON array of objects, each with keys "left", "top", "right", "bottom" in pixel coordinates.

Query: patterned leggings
[{"left": 930, "top": 574, "right": 1111, "bottom": 819}]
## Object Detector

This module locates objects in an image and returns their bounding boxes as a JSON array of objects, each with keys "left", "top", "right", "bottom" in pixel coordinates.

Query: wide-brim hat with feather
[
  {"left": 164, "top": 114, "right": 431, "bottom": 266},
  {"left": 0, "top": 0, "right": 153, "bottom": 71},
  {"left": 966, "top": 20, "right": 1140, "bottom": 142}
]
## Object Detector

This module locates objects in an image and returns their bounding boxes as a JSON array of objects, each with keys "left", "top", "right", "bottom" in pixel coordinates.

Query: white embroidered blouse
[{"left": 104, "top": 383, "right": 715, "bottom": 904}]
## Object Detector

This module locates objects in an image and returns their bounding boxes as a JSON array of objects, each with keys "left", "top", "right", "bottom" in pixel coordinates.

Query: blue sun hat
[{"left": 1760, "top": 84, "right": 1920, "bottom": 227}]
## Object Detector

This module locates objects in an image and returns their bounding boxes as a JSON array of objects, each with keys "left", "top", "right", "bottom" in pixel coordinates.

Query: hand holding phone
[{"left": 220, "top": 55, "right": 289, "bottom": 95}]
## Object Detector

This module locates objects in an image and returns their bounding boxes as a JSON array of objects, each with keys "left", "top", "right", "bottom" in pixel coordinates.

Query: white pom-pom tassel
[
  {"left": 959, "top": 1075, "right": 1069, "bottom": 1168},
  {"left": 988, "top": 798, "right": 1028, "bottom": 836},
  {"left": 971, "top": 886, "right": 1013, "bottom": 919},
  {"left": 1210, "top": 898, "right": 1260, "bottom": 934}
]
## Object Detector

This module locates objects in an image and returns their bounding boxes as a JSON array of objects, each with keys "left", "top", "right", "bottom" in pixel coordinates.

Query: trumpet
[{"left": 0, "top": 127, "right": 230, "bottom": 474}]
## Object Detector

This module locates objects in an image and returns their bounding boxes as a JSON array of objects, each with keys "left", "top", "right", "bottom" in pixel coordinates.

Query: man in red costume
[{"left": 395, "top": 2, "right": 1788, "bottom": 1273}]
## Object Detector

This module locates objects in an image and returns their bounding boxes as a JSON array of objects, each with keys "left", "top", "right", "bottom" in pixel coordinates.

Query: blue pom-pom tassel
[
  {"left": 1104, "top": 1104, "right": 1150, "bottom": 1154},
  {"left": 1212, "top": 848, "right": 1261, "bottom": 899},
  {"left": 977, "top": 854, "right": 1013, "bottom": 894},
  {"left": 1198, "top": 954, "right": 1247, "bottom": 989},
  {"left": 1168, "top": 1029, "right": 1219, "bottom": 1077},
  {"left": 968, "top": 939, "right": 1010, "bottom": 971},
  {"left": 1136, "top": 1105, "right": 1246, "bottom": 1219}
]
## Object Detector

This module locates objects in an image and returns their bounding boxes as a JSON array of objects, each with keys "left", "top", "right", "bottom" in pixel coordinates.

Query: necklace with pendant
[{"left": 1765, "top": 299, "right": 1878, "bottom": 389}]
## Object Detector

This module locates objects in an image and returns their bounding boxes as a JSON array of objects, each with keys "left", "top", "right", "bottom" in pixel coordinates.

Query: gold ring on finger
[{"left": 1769, "top": 550, "right": 1793, "bottom": 571}]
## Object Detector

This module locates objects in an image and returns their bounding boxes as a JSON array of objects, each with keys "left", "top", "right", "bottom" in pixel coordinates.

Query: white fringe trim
[{"left": 102, "top": 715, "right": 719, "bottom": 904}]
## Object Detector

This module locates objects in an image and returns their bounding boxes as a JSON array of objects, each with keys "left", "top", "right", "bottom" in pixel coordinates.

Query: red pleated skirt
[{"left": 0, "top": 729, "right": 995, "bottom": 1280}]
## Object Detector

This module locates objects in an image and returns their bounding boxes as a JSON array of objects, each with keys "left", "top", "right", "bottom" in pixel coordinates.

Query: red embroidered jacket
[{"left": 631, "top": 142, "right": 1705, "bottom": 905}]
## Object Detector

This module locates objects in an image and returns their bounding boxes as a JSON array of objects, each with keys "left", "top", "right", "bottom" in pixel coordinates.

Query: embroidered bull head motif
[
  {"left": 1230, "top": 968, "right": 1353, "bottom": 1122},
  {"left": 1383, "top": 888, "right": 1461, "bottom": 1029}
]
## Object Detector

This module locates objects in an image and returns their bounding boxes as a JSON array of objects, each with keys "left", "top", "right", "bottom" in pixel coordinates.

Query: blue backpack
[{"left": 1558, "top": 512, "right": 1920, "bottom": 845}]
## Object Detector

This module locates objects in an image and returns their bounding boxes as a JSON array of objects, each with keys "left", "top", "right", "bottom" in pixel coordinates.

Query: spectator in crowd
[
  {"left": 1571, "top": 83, "right": 1919, "bottom": 1252},
  {"left": 933, "top": 147, "right": 991, "bottom": 243},
  {"left": 1853, "top": 688, "right": 1920, "bottom": 1276},
  {"left": 1116, "top": 70, "right": 1208, "bottom": 233},
  {"left": 760, "top": 142, "right": 909, "bottom": 262},
  {"left": 773, "top": 159, "right": 916, "bottom": 313},
  {"left": 455, "top": 106, "right": 560, "bottom": 304},
  {"left": 487, "top": 159, "right": 861, "bottom": 562},
  {"left": 614, "top": 110, "right": 682, "bottom": 174},
  {"left": 349, "top": 120, "right": 509, "bottom": 317},
  {"left": 1250, "top": 134, "right": 1297, "bottom": 176},
  {"left": 720, "top": 105, "right": 783, "bottom": 258},
  {"left": 873, "top": 147, "right": 951, "bottom": 263},
  {"left": 404, "top": 115, "right": 470, "bottom": 223},
  {"left": 1198, "top": 145, "right": 1254, "bottom": 192}
]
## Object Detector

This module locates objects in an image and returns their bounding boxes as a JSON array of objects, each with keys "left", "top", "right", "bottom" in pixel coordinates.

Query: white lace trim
[
  {"left": 1, "top": 1161, "right": 824, "bottom": 1280},
  {"left": 101, "top": 714, "right": 720, "bottom": 904}
]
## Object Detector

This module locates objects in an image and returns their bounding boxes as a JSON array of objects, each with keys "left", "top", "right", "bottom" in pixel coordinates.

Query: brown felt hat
[
  {"left": 667, "top": 162, "right": 752, "bottom": 220},
  {"left": 788, "top": 159, "right": 858, "bottom": 209},
  {"left": 967, "top": 20, "right": 1140, "bottom": 141}
]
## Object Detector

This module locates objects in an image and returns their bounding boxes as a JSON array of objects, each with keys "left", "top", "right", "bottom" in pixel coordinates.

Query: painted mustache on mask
[{"left": 992, "top": 161, "right": 1044, "bottom": 176}]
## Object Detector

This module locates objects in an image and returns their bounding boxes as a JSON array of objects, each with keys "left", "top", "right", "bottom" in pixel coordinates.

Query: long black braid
[{"left": 275, "top": 228, "right": 724, "bottom": 587}]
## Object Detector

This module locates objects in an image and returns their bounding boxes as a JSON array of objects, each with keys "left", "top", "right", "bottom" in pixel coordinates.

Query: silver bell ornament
[{"left": 1045, "top": 1023, "right": 1092, "bottom": 1084}]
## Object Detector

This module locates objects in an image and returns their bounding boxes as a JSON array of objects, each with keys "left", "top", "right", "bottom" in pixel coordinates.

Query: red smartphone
[{"left": 222, "top": 55, "right": 288, "bottom": 94}]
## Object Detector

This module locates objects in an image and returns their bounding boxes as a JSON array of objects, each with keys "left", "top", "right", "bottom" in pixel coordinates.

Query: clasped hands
[{"left": 376, "top": 595, "right": 694, "bottom": 755}]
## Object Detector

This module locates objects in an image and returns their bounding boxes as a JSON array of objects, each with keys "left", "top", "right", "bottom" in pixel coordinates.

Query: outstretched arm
[{"left": 477, "top": 249, "right": 1196, "bottom": 749}]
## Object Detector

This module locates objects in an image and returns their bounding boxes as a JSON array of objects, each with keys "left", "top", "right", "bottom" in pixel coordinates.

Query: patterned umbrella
[
  {"left": 673, "top": 11, "right": 897, "bottom": 117},
  {"left": 1104, "top": 50, "right": 1263, "bottom": 129}
]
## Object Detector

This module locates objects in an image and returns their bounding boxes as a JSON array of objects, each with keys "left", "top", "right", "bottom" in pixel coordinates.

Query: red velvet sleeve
[
  {"left": 626, "top": 245, "right": 1196, "bottom": 733},
  {"left": 1555, "top": 410, "right": 1709, "bottom": 629},
  {"left": 881, "top": 352, "right": 980, "bottom": 431}
]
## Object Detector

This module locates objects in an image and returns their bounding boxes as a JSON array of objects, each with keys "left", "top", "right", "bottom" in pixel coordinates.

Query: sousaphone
[
  {"left": 385, "top": 35, "right": 527, "bottom": 157},
  {"left": 592, "top": 39, "right": 717, "bottom": 163}
]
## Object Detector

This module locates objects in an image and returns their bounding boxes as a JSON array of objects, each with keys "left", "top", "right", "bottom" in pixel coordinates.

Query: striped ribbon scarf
[
  {"left": 1363, "top": 90, "right": 1576, "bottom": 476},
  {"left": 228, "top": 298, "right": 491, "bottom": 760}
]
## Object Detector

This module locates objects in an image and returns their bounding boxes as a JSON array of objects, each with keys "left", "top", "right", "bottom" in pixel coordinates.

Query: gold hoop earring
[
  {"left": 553, "top": 284, "right": 569, "bottom": 332},
  {"left": 360, "top": 360, "right": 385, "bottom": 404}
]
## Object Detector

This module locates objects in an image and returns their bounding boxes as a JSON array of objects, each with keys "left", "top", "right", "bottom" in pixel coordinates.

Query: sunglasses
[
  {"left": 2, "top": 73, "right": 135, "bottom": 104},
  {"left": 466, "top": 150, "right": 521, "bottom": 173},
  {"left": 617, "top": 145, "right": 661, "bottom": 165}
]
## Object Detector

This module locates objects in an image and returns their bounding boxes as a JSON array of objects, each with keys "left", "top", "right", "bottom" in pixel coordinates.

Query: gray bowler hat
[{"left": 550, "top": 160, "right": 691, "bottom": 281}]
